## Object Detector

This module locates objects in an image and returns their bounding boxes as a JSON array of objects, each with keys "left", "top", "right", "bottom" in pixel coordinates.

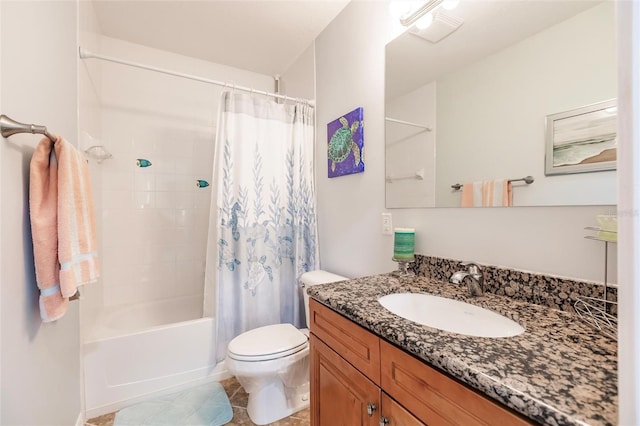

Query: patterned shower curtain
[{"left": 206, "top": 92, "right": 319, "bottom": 361}]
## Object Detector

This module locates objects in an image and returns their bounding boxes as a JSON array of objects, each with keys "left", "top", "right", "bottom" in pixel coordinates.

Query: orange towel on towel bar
[
  {"left": 461, "top": 180, "right": 513, "bottom": 207},
  {"left": 29, "top": 136, "right": 100, "bottom": 322}
]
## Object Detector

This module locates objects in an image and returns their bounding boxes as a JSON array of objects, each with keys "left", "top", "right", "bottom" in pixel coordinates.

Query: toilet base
[{"left": 246, "top": 381, "right": 310, "bottom": 425}]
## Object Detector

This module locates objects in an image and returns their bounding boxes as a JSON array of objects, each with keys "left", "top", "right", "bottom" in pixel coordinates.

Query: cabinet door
[
  {"left": 310, "top": 334, "right": 380, "bottom": 426},
  {"left": 380, "top": 392, "right": 425, "bottom": 426}
]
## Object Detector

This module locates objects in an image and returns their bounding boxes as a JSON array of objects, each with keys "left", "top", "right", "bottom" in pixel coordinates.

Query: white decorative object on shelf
[
  {"left": 574, "top": 296, "right": 617, "bottom": 339},
  {"left": 575, "top": 226, "right": 617, "bottom": 339}
]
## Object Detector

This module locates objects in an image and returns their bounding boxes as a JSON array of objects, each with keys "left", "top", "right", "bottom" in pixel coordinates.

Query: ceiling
[
  {"left": 386, "top": 1, "right": 604, "bottom": 100},
  {"left": 92, "top": 0, "right": 350, "bottom": 76}
]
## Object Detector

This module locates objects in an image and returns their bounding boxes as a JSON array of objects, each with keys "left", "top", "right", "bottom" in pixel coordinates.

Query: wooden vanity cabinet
[{"left": 309, "top": 299, "right": 532, "bottom": 426}]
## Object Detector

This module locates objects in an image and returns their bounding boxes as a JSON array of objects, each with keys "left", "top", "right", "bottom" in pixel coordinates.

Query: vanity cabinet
[{"left": 309, "top": 299, "right": 532, "bottom": 426}]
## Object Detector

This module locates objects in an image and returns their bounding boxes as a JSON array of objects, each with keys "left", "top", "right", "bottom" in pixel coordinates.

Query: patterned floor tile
[{"left": 85, "top": 412, "right": 115, "bottom": 426}]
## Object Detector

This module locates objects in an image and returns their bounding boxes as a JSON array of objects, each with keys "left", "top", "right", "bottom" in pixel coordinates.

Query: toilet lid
[{"left": 227, "top": 323, "right": 308, "bottom": 362}]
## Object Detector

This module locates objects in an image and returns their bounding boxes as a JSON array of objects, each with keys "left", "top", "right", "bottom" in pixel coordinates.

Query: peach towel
[
  {"left": 461, "top": 180, "right": 513, "bottom": 207},
  {"left": 30, "top": 136, "right": 99, "bottom": 322}
]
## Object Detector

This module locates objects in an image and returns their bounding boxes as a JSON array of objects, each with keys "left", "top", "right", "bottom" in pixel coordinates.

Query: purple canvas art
[{"left": 327, "top": 107, "right": 364, "bottom": 178}]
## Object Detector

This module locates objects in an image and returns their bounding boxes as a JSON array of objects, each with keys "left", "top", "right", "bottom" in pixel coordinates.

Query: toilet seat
[{"left": 228, "top": 323, "right": 308, "bottom": 362}]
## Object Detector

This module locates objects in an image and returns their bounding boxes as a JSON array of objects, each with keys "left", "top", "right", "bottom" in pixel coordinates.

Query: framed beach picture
[{"left": 545, "top": 99, "right": 617, "bottom": 176}]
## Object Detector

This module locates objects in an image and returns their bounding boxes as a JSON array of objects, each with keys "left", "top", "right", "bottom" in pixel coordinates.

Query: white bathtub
[
  {"left": 88, "top": 295, "right": 205, "bottom": 340},
  {"left": 83, "top": 297, "right": 228, "bottom": 418}
]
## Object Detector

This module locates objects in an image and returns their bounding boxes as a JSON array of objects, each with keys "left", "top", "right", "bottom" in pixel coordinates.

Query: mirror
[{"left": 385, "top": 1, "right": 616, "bottom": 208}]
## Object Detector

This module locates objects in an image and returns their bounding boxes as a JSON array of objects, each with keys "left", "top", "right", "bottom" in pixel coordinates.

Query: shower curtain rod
[{"left": 78, "top": 47, "right": 315, "bottom": 107}]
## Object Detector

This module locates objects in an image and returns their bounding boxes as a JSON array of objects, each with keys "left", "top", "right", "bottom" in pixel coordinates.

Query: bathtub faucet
[{"left": 450, "top": 261, "right": 484, "bottom": 297}]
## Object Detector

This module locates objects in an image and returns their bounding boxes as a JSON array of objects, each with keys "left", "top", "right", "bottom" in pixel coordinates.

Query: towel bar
[
  {"left": 451, "top": 176, "right": 534, "bottom": 190},
  {"left": 0, "top": 114, "right": 56, "bottom": 142},
  {"left": 386, "top": 168, "right": 425, "bottom": 183}
]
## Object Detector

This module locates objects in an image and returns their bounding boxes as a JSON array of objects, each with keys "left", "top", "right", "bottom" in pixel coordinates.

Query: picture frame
[{"left": 545, "top": 99, "right": 617, "bottom": 176}]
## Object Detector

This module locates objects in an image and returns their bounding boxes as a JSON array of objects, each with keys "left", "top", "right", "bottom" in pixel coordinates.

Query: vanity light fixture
[
  {"left": 389, "top": 0, "right": 463, "bottom": 41},
  {"left": 397, "top": 0, "right": 460, "bottom": 27},
  {"left": 399, "top": 0, "right": 444, "bottom": 27},
  {"left": 409, "top": 8, "right": 464, "bottom": 43}
]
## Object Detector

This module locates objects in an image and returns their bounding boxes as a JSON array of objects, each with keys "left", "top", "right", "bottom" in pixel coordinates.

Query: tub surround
[{"left": 307, "top": 273, "right": 617, "bottom": 425}]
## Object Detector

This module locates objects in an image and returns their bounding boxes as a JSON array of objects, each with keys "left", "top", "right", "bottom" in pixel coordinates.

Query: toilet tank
[{"left": 301, "top": 270, "right": 347, "bottom": 328}]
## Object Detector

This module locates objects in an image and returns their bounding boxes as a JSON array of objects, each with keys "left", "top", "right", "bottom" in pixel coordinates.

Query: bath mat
[{"left": 114, "top": 381, "right": 232, "bottom": 426}]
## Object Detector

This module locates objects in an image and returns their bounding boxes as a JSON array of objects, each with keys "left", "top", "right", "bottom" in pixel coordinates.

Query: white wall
[
  {"left": 316, "top": 2, "right": 394, "bottom": 279},
  {"left": 436, "top": 2, "right": 616, "bottom": 207},
  {"left": 280, "top": 43, "right": 315, "bottom": 101},
  {"left": 315, "top": 1, "right": 616, "bottom": 284},
  {"left": 0, "top": 2, "right": 81, "bottom": 425},
  {"left": 78, "top": 0, "right": 105, "bottom": 342},
  {"left": 88, "top": 36, "right": 275, "bottom": 313}
]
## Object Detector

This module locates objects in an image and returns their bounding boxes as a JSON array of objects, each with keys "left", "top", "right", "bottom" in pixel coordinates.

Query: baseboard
[
  {"left": 75, "top": 412, "right": 85, "bottom": 426},
  {"left": 84, "top": 366, "right": 230, "bottom": 419}
]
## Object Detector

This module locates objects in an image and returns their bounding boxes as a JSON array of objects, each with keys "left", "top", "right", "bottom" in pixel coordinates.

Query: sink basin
[{"left": 378, "top": 293, "right": 525, "bottom": 338}]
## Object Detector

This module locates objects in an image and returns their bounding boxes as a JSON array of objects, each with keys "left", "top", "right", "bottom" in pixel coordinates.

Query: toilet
[{"left": 225, "top": 270, "right": 347, "bottom": 425}]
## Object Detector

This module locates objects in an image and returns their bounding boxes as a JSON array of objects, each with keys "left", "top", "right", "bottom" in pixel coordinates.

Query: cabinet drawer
[
  {"left": 309, "top": 299, "right": 380, "bottom": 384},
  {"left": 380, "top": 340, "right": 532, "bottom": 426}
]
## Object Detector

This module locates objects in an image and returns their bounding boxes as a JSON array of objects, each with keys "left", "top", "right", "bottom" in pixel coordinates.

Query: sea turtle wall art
[{"left": 327, "top": 107, "right": 364, "bottom": 178}]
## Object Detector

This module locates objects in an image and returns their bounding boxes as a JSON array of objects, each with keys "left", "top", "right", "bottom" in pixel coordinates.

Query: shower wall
[
  {"left": 80, "top": 32, "right": 274, "bottom": 332},
  {"left": 79, "top": 0, "right": 104, "bottom": 339}
]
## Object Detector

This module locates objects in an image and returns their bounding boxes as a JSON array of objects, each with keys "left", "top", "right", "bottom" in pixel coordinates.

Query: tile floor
[{"left": 85, "top": 377, "right": 310, "bottom": 426}]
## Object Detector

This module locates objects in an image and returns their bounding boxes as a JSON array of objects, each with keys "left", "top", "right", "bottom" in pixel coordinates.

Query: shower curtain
[{"left": 206, "top": 92, "right": 319, "bottom": 361}]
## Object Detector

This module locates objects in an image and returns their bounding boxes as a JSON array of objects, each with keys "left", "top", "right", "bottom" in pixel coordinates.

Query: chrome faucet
[{"left": 450, "top": 261, "right": 484, "bottom": 297}]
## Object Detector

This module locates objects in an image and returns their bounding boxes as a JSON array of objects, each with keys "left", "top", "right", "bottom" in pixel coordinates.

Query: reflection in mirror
[{"left": 385, "top": 1, "right": 616, "bottom": 208}]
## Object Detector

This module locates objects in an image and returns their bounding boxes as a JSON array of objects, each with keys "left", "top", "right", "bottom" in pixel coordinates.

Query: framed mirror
[{"left": 385, "top": 1, "right": 616, "bottom": 208}]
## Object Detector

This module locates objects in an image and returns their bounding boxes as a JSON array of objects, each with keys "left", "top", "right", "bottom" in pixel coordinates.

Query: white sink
[{"left": 378, "top": 293, "right": 525, "bottom": 338}]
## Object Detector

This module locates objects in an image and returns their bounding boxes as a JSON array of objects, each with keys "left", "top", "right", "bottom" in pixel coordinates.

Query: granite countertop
[{"left": 307, "top": 274, "right": 617, "bottom": 426}]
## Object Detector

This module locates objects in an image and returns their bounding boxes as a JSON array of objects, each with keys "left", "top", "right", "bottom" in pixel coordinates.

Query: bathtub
[{"left": 83, "top": 297, "right": 228, "bottom": 418}]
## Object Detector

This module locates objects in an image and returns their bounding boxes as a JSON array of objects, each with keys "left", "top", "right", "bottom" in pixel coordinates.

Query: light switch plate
[{"left": 382, "top": 213, "right": 393, "bottom": 235}]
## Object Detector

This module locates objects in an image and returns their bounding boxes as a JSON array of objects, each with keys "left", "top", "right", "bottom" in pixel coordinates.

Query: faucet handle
[{"left": 460, "top": 261, "right": 482, "bottom": 274}]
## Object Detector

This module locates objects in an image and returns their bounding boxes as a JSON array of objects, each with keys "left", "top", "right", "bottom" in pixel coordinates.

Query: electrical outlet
[{"left": 381, "top": 213, "right": 393, "bottom": 235}]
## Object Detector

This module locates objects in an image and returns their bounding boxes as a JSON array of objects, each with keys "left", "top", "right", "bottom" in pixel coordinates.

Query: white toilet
[{"left": 225, "top": 270, "right": 346, "bottom": 425}]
